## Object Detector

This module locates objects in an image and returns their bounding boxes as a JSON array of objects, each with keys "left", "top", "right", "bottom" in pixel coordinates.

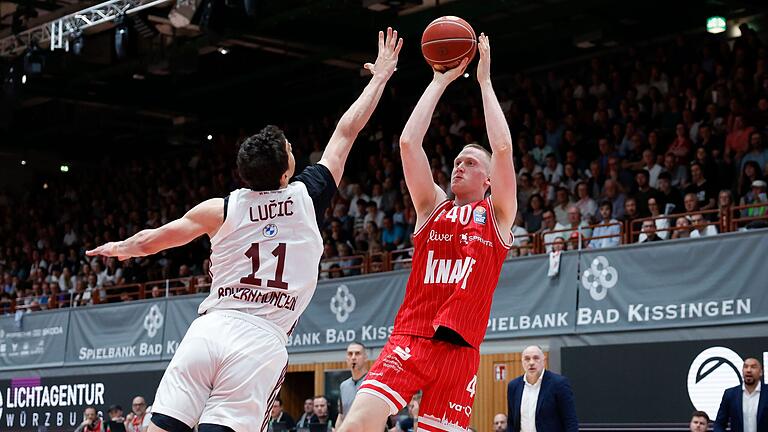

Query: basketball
[{"left": 421, "top": 16, "right": 477, "bottom": 71}]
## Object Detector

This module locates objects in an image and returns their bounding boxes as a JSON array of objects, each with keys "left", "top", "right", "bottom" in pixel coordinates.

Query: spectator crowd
[{"left": 2, "top": 26, "right": 768, "bottom": 312}]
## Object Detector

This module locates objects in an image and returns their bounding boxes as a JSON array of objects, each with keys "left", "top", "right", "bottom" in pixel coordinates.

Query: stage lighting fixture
[
  {"left": 21, "top": 74, "right": 27, "bottom": 84},
  {"left": 72, "top": 31, "right": 85, "bottom": 56},
  {"left": 218, "top": 47, "right": 229, "bottom": 55},
  {"left": 21, "top": 160, "right": 27, "bottom": 166},
  {"left": 115, "top": 17, "right": 129, "bottom": 59},
  {"left": 60, "top": 165, "right": 70, "bottom": 173},
  {"left": 207, "top": 134, "right": 213, "bottom": 140},
  {"left": 707, "top": 16, "right": 726, "bottom": 34}
]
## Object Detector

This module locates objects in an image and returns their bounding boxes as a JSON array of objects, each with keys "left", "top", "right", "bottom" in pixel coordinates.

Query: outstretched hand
[
  {"left": 364, "top": 27, "right": 403, "bottom": 80},
  {"left": 477, "top": 33, "right": 491, "bottom": 84},
  {"left": 432, "top": 57, "right": 470, "bottom": 86},
  {"left": 86, "top": 242, "right": 130, "bottom": 261}
]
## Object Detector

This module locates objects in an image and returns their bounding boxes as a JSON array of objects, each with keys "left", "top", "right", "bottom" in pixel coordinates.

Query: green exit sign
[{"left": 707, "top": 16, "right": 726, "bottom": 34}]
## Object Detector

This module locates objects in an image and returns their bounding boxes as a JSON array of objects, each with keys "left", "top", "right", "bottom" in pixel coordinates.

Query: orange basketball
[{"left": 421, "top": 16, "right": 477, "bottom": 71}]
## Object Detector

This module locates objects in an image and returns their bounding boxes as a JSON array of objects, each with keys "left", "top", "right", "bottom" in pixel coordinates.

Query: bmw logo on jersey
[{"left": 263, "top": 224, "right": 278, "bottom": 238}]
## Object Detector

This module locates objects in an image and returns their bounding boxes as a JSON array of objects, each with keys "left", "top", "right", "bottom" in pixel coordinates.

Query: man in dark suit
[
  {"left": 506, "top": 345, "right": 578, "bottom": 432},
  {"left": 714, "top": 357, "right": 766, "bottom": 432}
]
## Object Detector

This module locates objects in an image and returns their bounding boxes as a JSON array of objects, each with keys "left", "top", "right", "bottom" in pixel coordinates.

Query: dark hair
[
  {"left": 599, "top": 200, "right": 613, "bottom": 211},
  {"left": 691, "top": 410, "right": 710, "bottom": 422},
  {"left": 657, "top": 171, "right": 672, "bottom": 181},
  {"left": 237, "top": 125, "right": 289, "bottom": 191}
]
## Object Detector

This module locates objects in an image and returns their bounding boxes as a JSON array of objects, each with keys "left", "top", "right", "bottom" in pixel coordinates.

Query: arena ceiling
[{"left": 0, "top": 0, "right": 766, "bottom": 155}]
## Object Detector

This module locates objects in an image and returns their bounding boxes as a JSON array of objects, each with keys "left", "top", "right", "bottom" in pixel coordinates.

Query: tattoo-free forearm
[
  {"left": 332, "top": 76, "right": 389, "bottom": 145},
  {"left": 480, "top": 80, "right": 513, "bottom": 154}
]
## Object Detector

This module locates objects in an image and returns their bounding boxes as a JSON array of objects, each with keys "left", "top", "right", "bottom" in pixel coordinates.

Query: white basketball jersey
[{"left": 198, "top": 182, "right": 324, "bottom": 336}]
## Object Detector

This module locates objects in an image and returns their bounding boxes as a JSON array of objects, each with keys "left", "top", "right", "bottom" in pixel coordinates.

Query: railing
[
  {"left": 628, "top": 208, "right": 722, "bottom": 243},
  {"left": 3, "top": 205, "right": 766, "bottom": 314}
]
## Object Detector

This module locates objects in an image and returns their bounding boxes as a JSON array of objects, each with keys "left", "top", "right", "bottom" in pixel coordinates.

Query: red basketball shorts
[{"left": 358, "top": 334, "right": 480, "bottom": 431}]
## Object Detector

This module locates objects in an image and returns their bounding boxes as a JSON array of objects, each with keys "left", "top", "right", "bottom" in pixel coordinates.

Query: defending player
[
  {"left": 86, "top": 28, "right": 403, "bottom": 432},
  {"left": 338, "top": 34, "right": 515, "bottom": 432}
]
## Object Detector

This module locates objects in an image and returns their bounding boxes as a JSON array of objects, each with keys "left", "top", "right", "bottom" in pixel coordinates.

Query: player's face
[
  {"left": 451, "top": 148, "right": 490, "bottom": 198},
  {"left": 743, "top": 358, "right": 762, "bottom": 385},
  {"left": 689, "top": 416, "right": 708, "bottom": 432}
]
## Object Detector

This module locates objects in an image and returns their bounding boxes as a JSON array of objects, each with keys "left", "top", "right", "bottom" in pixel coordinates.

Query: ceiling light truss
[{"left": 0, "top": 0, "right": 172, "bottom": 57}]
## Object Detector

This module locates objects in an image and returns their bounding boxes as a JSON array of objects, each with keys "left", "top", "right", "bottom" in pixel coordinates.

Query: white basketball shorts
[{"left": 151, "top": 309, "right": 288, "bottom": 432}]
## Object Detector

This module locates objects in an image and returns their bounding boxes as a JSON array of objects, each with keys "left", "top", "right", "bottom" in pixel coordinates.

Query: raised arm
[
  {"left": 401, "top": 58, "right": 469, "bottom": 227},
  {"left": 477, "top": 34, "right": 517, "bottom": 233},
  {"left": 319, "top": 27, "right": 403, "bottom": 185},
  {"left": 86, "top": 198, "right": 224, "bottom": 260}
]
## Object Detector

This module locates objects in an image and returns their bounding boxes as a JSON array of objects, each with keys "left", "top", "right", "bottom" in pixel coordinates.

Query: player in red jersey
[{"left": 338, "top": 34, "right": 516, "bottom": 432}]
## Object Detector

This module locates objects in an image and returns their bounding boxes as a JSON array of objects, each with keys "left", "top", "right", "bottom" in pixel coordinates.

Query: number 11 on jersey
[{"left": 240, "top": 242, "right": 289, "bottom": 289}]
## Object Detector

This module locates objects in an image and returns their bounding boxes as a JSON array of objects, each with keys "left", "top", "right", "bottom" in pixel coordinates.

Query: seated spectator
[
  {"left": 638, "top": 220, "right": 664, "bottom": 243},
  {"left": 524, "top": 194, "right": 546, "bottom": 233},
  {"left": 269, "top": 397, "right": 296, "bottom": 431},
  {"left": 543, "top": 153, "right": 563, "bottom": 185},
  {"left": 645, "top": 197, "right": 670, "bottom": 240},
  {"left": 690, "top": 213, "right": 719, "bottom": 238},
  {"left": 725, "top": 114, "right": 754, "bottom": 163},
  {"left": 380, "top": 216, "right": 405, "bottom": 251},
  {"left": 319, "top": 242, "right": 338, "bottom": 280},
  {"left": 150, "top": 285, "right": 163, "bottom": 299},
  {"left": 684, "top": 162, "right": 717, "bottom": 211},
  {"left": 601, "top": 179, "right": 626, "bottom": 220},
  {"left": 309, "top": 395, "right": 334, "bottom": 431},
  {"left": 683, "top": 192, "right": 700, "bottom": 214},
  {"left": 589, "top": 201, "right": 621, "bottom": 249},
  {"left": 623, "top": 197, "right": 640, "bottom": 226},
  {"left": 540, "top": 210, "right": 567, "bottom": 253},
  {"left": 532, "top": 172, "right": 555, "bottom": 204},
  {"left": 718, "top": 190, "right": 733, "bottom": 219},
  {"left": 574, "top": 182, "right": 597, "bottom": 223},
  {"left": 563, "top": 206, "right": 591, "bottom": 240},
  {"left": 672, "top": 216, "right": 692, "bottom": 239},
  {"left": 75, "top": 406, "right": 104, "bottom": 432},
  {"left": 688, "top": 410, "right": 709, "bottom": 432},
  {"left": 632, "top": 169, "right": 659, "bottom": 217},
  {"left": 663, "top": 153, "right": 688, "bottom": 189},
  {"left": 740, "top": 131, "right": 768, "bottom": 173},
  {"left": 657, "top": 172, "right": 683, "bottom": 215},
  {"left": 511, "top": 213, "right": 531, "bottom": 255},
  {"left": 641, "top": 149, "right": 663, "bottom": 188},
  {"left": 363, "top": 201, "right": 384, "bottom": 229},
  {"left": 740, "top": 180, "right": 768, "bottom": 217},
  {"left": 668, "top": 123, "right": 692, "bottom": 162},
  {"left": 553, "top": 187, "right": 574, "bottom": 226}
]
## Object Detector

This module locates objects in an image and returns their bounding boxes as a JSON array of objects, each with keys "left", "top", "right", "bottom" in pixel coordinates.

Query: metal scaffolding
[{"left": 0, "top": 0, "right": 172, "bottom": 57}]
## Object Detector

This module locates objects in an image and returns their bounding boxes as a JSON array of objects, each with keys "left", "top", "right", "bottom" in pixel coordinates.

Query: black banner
[
  {"left": 562, "top": 337, "right": 768, "bottom": 424},
  {"left": 0, "top": 370, "right": 164, "bottom": 431}
]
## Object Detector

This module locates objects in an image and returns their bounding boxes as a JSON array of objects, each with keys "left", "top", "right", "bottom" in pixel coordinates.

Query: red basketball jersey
[{"left": 392, "top": 196, "right": 511, "bottom": 348}]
